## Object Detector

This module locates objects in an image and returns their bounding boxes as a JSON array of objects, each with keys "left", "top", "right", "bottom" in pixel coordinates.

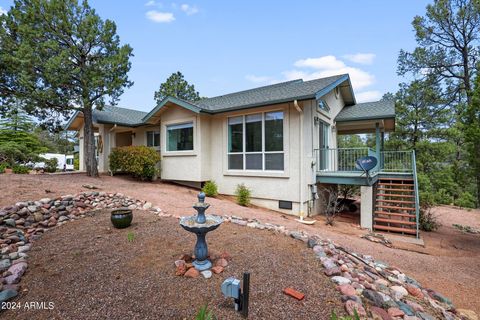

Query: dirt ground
[
  {"left": 1, "top": 209, "right": 343, "bottom": 320},
  {"left": 1, "top": 173, "right": 479, "bottom": 313}
]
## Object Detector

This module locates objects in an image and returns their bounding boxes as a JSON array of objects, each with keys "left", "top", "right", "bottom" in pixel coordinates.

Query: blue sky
[{"left": 0, "top": 0, "right": 431, "bottom": 112}]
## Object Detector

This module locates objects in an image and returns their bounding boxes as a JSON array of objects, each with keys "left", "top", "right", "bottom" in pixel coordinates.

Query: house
[{"left": 66, "top": 74, "right": 420, "bottom": 237}]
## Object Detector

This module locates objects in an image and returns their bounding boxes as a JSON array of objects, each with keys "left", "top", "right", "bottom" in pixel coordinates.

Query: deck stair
[{"left": 373, "top": 177, "right": 418, "bottom": 235}]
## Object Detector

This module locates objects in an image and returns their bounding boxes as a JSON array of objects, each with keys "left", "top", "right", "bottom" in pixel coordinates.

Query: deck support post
[
  {"left": 360, "top": 186, "right": 373, "bottom": 230},
  {"left": 375, "top": 123, "right": 381, "bottom": 171}
]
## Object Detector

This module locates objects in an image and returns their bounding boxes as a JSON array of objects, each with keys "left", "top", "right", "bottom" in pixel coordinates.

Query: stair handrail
[{"left": 412, "top": 150, "right": 420, "bottom": 238}]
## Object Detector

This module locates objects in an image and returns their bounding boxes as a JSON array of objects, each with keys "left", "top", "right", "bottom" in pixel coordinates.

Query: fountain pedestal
[{"left": 179, "top": 192, "right": 222, "bottom": 271}]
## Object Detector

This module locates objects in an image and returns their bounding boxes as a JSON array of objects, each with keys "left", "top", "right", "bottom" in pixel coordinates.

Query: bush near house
[
  {"left": 0, "top": 163, "right": 7, "bottom": 173},
  {"left": 202, "top": 181, "right": 218, "bottom": 197},
  {"left": 12, "top": 165, "right": 30, "bottom": 174},
  {"left": 44, "top": 158, "right": 58, "bottom": 173},
  {"left": 109, "top": 146, "right": 160, "bottom": 181},
  {"left": 235, "top": 184, "right": 251, "bottom": 206}
]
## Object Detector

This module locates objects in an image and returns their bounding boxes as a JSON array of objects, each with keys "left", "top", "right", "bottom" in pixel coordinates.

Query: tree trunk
[{"left": 82, "top": 105, "right": 98, "bottom": 177}]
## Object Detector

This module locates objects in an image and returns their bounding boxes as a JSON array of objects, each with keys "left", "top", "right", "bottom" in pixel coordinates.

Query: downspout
[{"left": 294, "top": 100, "right": 315, "bottom": 225}]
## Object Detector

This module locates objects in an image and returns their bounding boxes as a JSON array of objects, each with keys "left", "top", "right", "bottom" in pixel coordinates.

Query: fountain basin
[{"left": 180, "top": 214, "right": 223, "bottom": 271}]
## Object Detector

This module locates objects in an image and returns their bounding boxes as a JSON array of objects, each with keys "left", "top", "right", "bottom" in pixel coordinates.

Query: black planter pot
[{"left": 111, "top": 208, "right": 133, "bottom": 229}]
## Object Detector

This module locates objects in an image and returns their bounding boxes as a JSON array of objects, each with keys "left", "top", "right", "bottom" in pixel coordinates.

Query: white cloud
[
  {"left": 145, "top": 1, "right": 156, "bottom": 6},
  {"left": 180, "top": 4, "right": 199, "bottom": 15},
  {"left": 246, "top": 54, "right": 382, "bottom": 102},
  {"left": 343, "top": 53, "right": 376, "bottom": 65},
  {"left": 355, "top": 90, "right": 382, "bottom": 102},
  {"left": 288, "top": 56, "right": 375, "bottom": 90},
  {"left": 0, "top": 6, "right": 7, "bottom": 15},
  {"left": 146, "top": 10, "right": 175, "bottom": 23},
  {"left": 294, "top": 55, "right": 346, "bottom": 70}
]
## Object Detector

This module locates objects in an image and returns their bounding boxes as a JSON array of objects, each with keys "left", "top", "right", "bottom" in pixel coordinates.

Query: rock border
[{"left": 0, "top": 192, "right": 473, "bottom": 319}]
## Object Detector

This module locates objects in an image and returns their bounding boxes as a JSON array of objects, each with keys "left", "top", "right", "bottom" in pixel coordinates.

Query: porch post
[
  {"left": 375, "top": 122, "right": 381, "bottom": 169},
  {"left": 360, "top": 186, "right": 373, "bottom": 230}
]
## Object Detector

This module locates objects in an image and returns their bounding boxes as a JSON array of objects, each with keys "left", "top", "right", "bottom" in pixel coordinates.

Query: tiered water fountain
[{"left": 179, "top": 192, "right": 223, "bottom": 271}]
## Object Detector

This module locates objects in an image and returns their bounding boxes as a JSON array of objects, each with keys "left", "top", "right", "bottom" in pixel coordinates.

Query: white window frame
[
  {"left": 146, "top": 130, "right": 160, "bottom": 148},
  {"left": 166, "top": 121, "right": 194, "bottom": 152},
  {"left": 227, "top": 110, "right": 284, "bottom": 171}
]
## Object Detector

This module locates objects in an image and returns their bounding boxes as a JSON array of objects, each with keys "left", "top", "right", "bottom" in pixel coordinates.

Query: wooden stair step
[
  {"left": 374, "top": 224, "right": 417, "bottom": 234},
  {"left": 374, "top": 217, "right": 417, "bottom": 225},
  {"left": 378, "top": 183, "right": 414, "bottom": 187},
  {"left": 377, "top": 187, "right": 415, "bottom": 193},
  {"left": 374, "top": 211, "right": 417, "bottom": 218},
  {"left": 376, "top": 199, "right": 416, "bottom": 205},
  {"left": 379, "top": 178, "right": 413, "bottom": 181},
  {"left": 376, "top": 204, "right": 416, "bottom": 211},
  {"left": 377, "top": 193, "right": 415, "bottom": 198}
]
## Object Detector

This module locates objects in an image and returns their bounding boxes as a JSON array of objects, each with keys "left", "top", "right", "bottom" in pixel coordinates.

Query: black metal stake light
[{"left": 221, "top": 272, "right": 250, "bottom": 318}]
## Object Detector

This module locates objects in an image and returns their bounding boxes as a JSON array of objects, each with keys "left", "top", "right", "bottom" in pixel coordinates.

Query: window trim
[
  {"left": 162, "top": 117, "right": 197, "bottom": 156},
  {"left": 146, "top": 130, "right": 160, "bottom": 148},
  {"left": 227, "top": 110, "right": 285, "bottom": 172}
]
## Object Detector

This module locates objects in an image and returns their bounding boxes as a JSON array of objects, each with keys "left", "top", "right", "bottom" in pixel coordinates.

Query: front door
[{"left": 318, "top": 121, "right": 329, "bottom": 170}]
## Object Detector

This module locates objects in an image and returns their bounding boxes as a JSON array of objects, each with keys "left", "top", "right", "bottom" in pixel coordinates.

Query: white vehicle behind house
[{"left": 35, "top": 153, "right": 75, "bottom": 171}]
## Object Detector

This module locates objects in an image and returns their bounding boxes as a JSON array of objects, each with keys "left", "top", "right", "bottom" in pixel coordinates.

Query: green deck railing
[
  {"left": 412, "top": 150, "right": 420, "bottom": 238},
  {"left": 314, "top": 148, "right": 415, "bottom": 174}
]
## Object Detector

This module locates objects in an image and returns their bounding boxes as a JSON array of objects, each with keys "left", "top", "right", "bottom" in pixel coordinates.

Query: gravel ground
[
  {"left": 0, "top": 173, "right": 479, "bottom": 313},
  {"left": 1, "top": 209, "right": 344, "bottom": 320}
]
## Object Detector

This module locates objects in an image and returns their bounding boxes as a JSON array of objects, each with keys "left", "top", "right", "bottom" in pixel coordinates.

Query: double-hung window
[
  {"left": 167, "top": 122, "right": 193, "bottom": 151},
  {"left": 228, "top": 111, "right": 284, "bottom": 171},
  {"left": 146, "top": 131, "right": 160, "bottom": 147}
]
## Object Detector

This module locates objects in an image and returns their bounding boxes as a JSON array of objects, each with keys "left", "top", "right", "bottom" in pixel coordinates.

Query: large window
[
  {"left": 228, "top": 111, "right": 284, "bottom": 171},
  {"left": 167, "top": 122, "right": 193, "bottom": 151},
  {"left": 146, "top": 131, "right": 160, "bottom": 147}
]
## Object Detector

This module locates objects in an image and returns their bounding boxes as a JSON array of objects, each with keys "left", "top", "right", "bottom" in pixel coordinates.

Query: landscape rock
[
  {"left": 324, "top": 267, "right": 341, "bottom": 277},
  {"left": 406, "top": 284, "right": 424, "bottom": 299},
  {"left": 338, "top": 284, "right": 356, "bottom": 296},
  {"left": 175, "top": 265, "right": 186, "bottom": 276},
  {"left": 0, "top": 289, "right": 18, "bottom": 303},
  {"left": 391, "top": 285, "right": 408, "bottom": 299},
  {"left": 331, "top": 276, "right": 351, "bottom": 285},
  {"left": 387, "top": 307, "right": 404, "bottom": 318},
  {"left": 4, "top": 262, "right": 28, "bottom": 284},
  {"left": 201, "top": 270, "right": 212, "bottom": 279},
  {"left": 215, "top": 258, "right": 228, "bottom": 267},
  {"left": 211, "top": 266, "right": 224, "bottom": 274},
  {"left": 4, "top": 219, "right": 16, "bottom": 227},
  {"left": 363, "top": 289, "right": 385, "bottom": 308},
  {"left": 370, "top": 306, "right": 392, "bottom": 320},
  {"left": 344, "top": 300, "right": 366, "bottom": 317},
  {"left": 184, "top": 268, "right": 199, "bottom": 278},
  {"left": 457, "top": 309, "right": 478, "bottom": 320}
]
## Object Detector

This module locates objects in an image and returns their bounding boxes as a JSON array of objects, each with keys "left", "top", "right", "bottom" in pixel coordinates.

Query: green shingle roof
[
  {"left": 335, "top": 100, "right": 395, "bottom": 122},
  {"left": 93, "top": 105, "right": 148, "bottom": 127},
  {"left": 196, "top": 74, "right": 349, "bottom": 112}
]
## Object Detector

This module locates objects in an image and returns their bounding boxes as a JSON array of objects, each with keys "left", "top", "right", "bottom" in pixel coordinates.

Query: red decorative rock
[
  {"left": 175, "top": 265, "right": 186, "bottom": 276},
  {"left": 220, "top": 251, "right": 231, "bottom": 260},
  {"left": 184, "top": 268, "right": 199, "bottom": 278},
  {"left": 387, "top": 307, "right": 405, "bottom": 318},
  {"left": 283, "top": 287, "right": 305, "bottom": 300},
  {"left": 215, "top": 258, "right": 228, "bottom": 267},
  {"left": 211, "top": 266, "right": 224, "bottom": 274},
  {"left": 406, "top": 284, "right": 424, "bottom": 299},
  {"left": 338, "top": 284, "right": 356, "bottom": 296},
  {"left": 344, "top": 300, "right": 366, "bottom": 317},
  {"left": 179, "top": 254, "right": 193, "bottom": 263},
  {"left": 370, "top": 306, "right": 392, "bottom": 320}
]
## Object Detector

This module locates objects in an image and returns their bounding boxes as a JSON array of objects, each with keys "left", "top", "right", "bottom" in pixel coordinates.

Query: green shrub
[
  {"left": 195, "top": 304, "right": 215, "bottom": 320},
  {"left": 74, "top": 154, "right": 79, "bottom": 170},
  {"left": 12, "top": 165, "right": 30, "bottom": 174},
  {"left": 235, "top": 183, "right": 251, "bottom": 206},
  {"left": 202, "top": 181, "right": 218, "bottom": 197},
  {"left": 44, "top": 158, "right": 58, "bottom": 173},
  {"left": 331, "top": 309, "right": 360, "bottom": 320},
  {"left": 419, "top": 205, "right": 440, "bottom": 232},
  {"left": 433, "top": 188, "right": 454, "bottom": 205},
  {"left": 109, "top": 146, "right": 160, "bottom": 181},
  {"left": 0, "top": 163, "right": 7, "bottom": 173},
  {"left": 454, "top": 192, "right": 476, "bottom": 208}
]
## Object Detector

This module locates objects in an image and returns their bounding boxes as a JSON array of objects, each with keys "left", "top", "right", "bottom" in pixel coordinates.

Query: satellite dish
[
  {"left": 355, "top": 156, "right": 378, "bottom": 186},
  {"left": 355, "top": 156, "right": 378, "bottom": 172}
]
